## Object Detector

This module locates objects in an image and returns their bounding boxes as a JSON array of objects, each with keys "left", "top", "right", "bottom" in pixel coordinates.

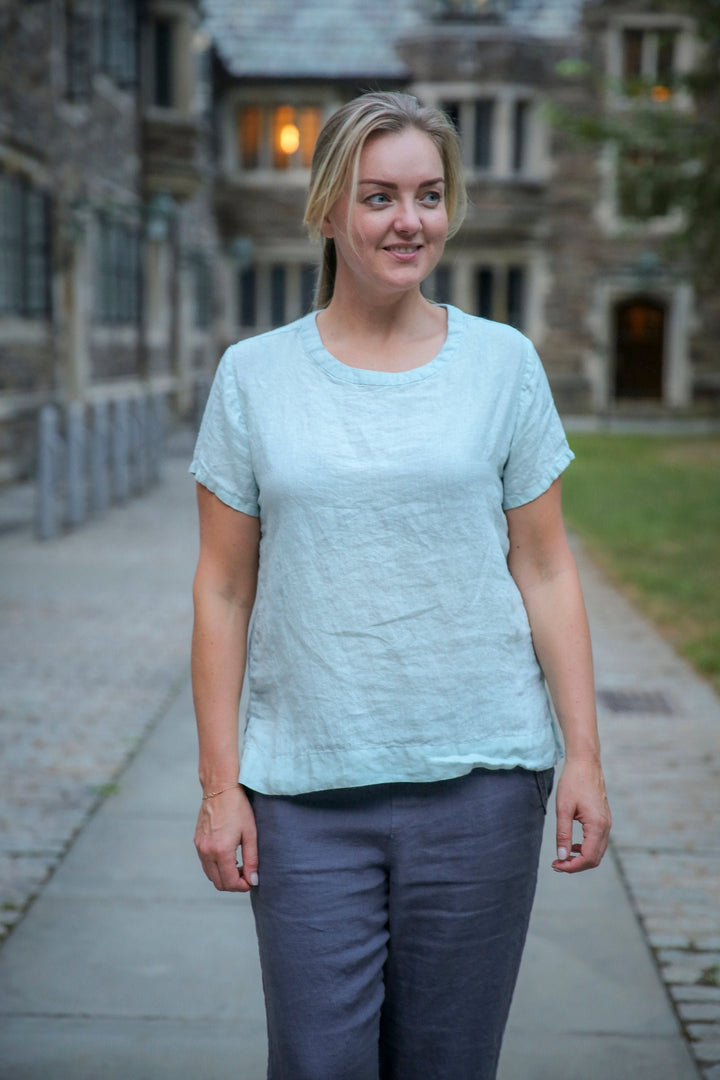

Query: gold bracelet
[{"left": 202, "top": 783, "right": 241, "bottom": 800}]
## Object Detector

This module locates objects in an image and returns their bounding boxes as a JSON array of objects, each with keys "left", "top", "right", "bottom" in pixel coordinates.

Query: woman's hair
[{"left": 304, "top": 91, "right": 467, "bottom": 308}]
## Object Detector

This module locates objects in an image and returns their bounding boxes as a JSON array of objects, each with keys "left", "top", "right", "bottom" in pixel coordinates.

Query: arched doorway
[{"left": 614, "top": 297, "right": 666, "bottom": 400}]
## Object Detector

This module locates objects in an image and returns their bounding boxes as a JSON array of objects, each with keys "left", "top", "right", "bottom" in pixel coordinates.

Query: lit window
[
  {"left": 237, "top": 105, "right": 322, "bottom": 171},
  {"left": 621, "top": 26, "right": 680, "bottom": 98}
]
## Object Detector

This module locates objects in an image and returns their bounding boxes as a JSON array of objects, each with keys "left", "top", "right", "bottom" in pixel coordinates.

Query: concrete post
[
  {"left": 90, "top": 401, "right": 110, "bottom": 515},
  {"left": 35, "top": 405, "right": 62, "bottom": 540},
  {"left": 65, "top": 401, "right": 87, "bottom": 528},
  {"left": 111, "top": 398, "right": 130, "bottom": 503}
]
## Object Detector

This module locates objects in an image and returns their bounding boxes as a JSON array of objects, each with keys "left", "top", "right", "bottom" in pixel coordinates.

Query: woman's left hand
[{"left": 552, "top": 757, "right": 612, "bottom": 874}]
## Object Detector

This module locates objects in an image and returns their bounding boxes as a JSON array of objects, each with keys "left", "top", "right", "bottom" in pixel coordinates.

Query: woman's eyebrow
[{"left": 358, "top": 177, "right": 445, "bottom": 188}]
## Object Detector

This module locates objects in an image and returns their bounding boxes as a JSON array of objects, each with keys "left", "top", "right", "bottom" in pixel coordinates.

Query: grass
[{"left": 561, "top": 434, "right": 720, "bottom": 693}]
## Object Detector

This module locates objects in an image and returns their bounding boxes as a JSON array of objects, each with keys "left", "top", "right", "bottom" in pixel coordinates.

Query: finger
[
  {"left": 217, "top": 851, "right": 250, "bottom": 892},
  {"left": 554, "top": 829, "right": 609, "bottom": 874},
  {"left": 554, "top": 800, "right": 574, "bottom": 866},
  {"left": 239, "top": 832, "right": 259, "bottom": 890}
]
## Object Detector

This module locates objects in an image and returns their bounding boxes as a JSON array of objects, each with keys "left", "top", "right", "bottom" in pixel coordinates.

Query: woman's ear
[{"left": 320, "top": 215, "right": 334, "bottom": 240}]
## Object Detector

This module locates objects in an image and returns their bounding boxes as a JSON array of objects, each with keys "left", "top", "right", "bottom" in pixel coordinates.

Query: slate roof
[{"left": 202, "top": 0, "right": 588, "bottom": 81}]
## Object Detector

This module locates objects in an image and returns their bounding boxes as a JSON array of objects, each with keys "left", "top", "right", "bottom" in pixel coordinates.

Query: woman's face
[{"left": 322, "top": 127, "right": 449, "bottom": 302}]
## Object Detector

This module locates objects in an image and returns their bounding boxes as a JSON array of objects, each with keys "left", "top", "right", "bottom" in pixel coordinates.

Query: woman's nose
[{"left": 393, "top": 200, "right": 421, "bottom": 233}]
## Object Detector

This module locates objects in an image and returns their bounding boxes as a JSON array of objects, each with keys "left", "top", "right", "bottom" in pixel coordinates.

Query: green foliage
[
  {"left": 552, "top": 0, "right": 720, "bottom": 287},
  {"left": 562, "top": 434, "right": 720, "bottom": 691}
]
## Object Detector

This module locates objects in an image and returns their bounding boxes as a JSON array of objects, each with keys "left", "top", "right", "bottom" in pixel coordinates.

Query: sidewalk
[{"left": 0, "top": 448, "right": 716, "bottom": 1079}]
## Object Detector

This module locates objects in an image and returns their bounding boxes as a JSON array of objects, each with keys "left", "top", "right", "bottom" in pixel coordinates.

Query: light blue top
[{"left": 190, "top": 305, "right": 573, "bottom": 795}]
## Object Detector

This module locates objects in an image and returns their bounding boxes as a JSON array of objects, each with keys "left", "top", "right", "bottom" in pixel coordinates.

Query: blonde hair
[{"left": 304, "top": 92, "right": 467, "bottom": 308}]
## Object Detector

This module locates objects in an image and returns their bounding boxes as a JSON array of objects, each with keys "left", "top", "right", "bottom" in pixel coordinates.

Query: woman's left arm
[{"left": 506, "top": 476, "right": 611, "bottom": 873}]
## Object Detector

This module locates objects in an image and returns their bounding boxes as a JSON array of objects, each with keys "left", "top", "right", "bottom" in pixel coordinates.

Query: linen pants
[{"left": 248, "top": 766, "right": 553, "bottom": 1080}]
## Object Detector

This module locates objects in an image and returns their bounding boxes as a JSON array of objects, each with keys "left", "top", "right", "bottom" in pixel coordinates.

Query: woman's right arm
[{"left": 191, "top": 483, "right": 260, "bottom": 893}]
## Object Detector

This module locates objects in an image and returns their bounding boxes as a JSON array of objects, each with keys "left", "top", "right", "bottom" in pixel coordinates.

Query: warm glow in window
[
  {"left": 237, "top": 104, "right": 322, "bottom": 171},
  {"left": 279, "top": 123, "right": 300, "bottom": 155}
]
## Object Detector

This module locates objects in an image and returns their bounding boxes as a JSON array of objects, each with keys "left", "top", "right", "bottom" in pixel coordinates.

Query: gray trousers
[{"left": 248, "top": 766, "right": 553, "bottom": 1080}]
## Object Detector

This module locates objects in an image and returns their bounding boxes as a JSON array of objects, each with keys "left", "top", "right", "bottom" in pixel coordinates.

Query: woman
[{"left": 191, "top": 91, "right": 611, "bottom": 1080}]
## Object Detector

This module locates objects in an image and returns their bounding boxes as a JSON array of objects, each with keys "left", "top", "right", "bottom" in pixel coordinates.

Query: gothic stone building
[
  {"left": 204, "top": 0, "right": 720, "bottom": 415},
  {"left": 1, "top": 0, "right": 718, "bottom": 483},
  {"left": 0, "top": 0, "right": 221, "bottom": 483}
]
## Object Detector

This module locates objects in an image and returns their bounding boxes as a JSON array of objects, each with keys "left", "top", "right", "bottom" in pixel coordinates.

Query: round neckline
[{"left": 300, "top": 304, "right": 463, "bottom": 386}]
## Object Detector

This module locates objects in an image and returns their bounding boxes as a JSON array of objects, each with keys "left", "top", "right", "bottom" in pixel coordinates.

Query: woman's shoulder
[
  {"left": 222, "top": 315, "right": 308, "bottom": 371},
  {"left": 450, "top": 306, "right": 530, "bottom": 353}
]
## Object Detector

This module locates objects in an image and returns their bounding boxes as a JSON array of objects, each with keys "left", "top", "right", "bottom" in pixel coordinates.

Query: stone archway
[{"left": 613, "top": 297, "right": 666, "bottom": 400}]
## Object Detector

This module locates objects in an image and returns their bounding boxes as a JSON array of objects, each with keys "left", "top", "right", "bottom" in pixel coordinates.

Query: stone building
[
  {"left": 1, "top": 0, "right": 717, "bottom": 485},
  {"left": 0, "top": 0, "right": 221, "bottom": 483},
  {"left": 203, "top": 0, "right": 720, "bottom": 414}
]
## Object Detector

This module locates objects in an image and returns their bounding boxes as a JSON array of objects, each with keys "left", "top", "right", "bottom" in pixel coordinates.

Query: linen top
[{"left": 190, "top": 305, "right": 573, "bottom": 795}]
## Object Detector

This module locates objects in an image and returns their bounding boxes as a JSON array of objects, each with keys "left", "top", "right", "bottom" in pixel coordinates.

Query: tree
[{"left": 552, "top": 0, "right": 720, "bottom": 289}]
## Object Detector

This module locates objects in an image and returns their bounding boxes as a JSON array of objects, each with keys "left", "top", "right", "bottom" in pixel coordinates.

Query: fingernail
[
  {"left": 250, "top": 872, "right": 259, "bottom": 887},
  {"left": 557, "top": 846, "right": 568, "bottom": 861}
]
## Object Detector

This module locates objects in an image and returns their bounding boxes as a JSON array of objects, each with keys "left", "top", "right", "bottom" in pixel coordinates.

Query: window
[
  {"left": 440, "top": 95, "right": 535, "bottom": 176},
  {"left": 621, "top": 26, "right": 681, "bottom": 99},
  {"left": 237, "top": 262, "right": 319, "bottom": 329},
  {"left": 65, "top": 0, "right": 95, "bottom": 102},
  {"left": 190, "top": 254, "right": 212, "bottom": 330},
  {"left": 473, "top": 100, "right": 494, "bottom": 169},
  {"left": 474, "top": 265, "right": 526, "bottom": 328},
  {"left": 270, "top": 265, "right": 286, "bottom": 326},
  {"left": 100, "top": 0, "right": 137, "bottom": 87},
  {"left": 95, "top": 215, "right": 140, "bottom": 325},
  {"left": 617, "top": 149, "right": 674, "bottom": 220},
  {"left": 237, "top": 104, "right": 322, "bottom": 171},
  {"left": 0, "top": 172, "right": 51, "bottom": 318},
  {"left": 512, "top": 100, "right": 530, "bottom": 173},
  {"left": 239, "top": 267, "right": 257, "bottom": 327},
  {"left": 439, "top": 0, "right": 503, "bottom": 17},
  {"left": 476, "top": 267, "right": 493, "bottom": 319},
  {"left": 152, "top": 18, "right": 175, "bottom": 108}
]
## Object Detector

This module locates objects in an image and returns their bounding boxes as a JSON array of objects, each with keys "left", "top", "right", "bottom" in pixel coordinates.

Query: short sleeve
[
  {"left": 501, "top": 340, "right": 574, "bottom": 511},
  {"left": 189, "top": 347, "right": 260, "bottom": 516}
]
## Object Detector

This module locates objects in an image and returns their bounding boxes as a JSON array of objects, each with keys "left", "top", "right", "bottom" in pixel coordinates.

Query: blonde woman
[{"left": 191, "top": 91, "right": 611, "bottom": 1080}]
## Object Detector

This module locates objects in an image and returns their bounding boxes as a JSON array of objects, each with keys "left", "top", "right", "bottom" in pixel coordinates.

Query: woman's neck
[{"left": 315, "top": 289, "right": 448, "bottom": 373}]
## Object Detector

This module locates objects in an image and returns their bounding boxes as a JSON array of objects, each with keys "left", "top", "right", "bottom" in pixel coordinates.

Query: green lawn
[{"left": 561, "top": 433, "right": 720, "bottom": 692}]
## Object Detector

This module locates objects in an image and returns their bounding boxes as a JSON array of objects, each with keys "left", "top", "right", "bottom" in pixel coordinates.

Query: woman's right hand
[{"left": 194, "top": 784, "right": 258, "bottom": 893}]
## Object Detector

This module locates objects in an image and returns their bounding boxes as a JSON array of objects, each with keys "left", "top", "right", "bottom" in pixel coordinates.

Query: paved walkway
[{"left": 0, "top": 444, "right": 717, "bottom": 1079}]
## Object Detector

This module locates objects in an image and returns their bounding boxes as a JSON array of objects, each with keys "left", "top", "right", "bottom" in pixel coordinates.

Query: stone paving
[
  {"left": 574, "top": 543, "right": 720, "bottom": 1080},
  {"left": 0, "top": 438, "right": 198, "bottom": 943},
  {"left": 0, "top": 436, "right": 718, "bottom": 1077}
]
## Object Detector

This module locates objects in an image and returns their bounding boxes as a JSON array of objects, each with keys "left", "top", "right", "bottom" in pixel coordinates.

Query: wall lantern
[
  {"left": 231, "top": 236, "right": 254, "bottom": 271},
  {"left": 145, "top": 192, "right": 175, "bottom": 241}
]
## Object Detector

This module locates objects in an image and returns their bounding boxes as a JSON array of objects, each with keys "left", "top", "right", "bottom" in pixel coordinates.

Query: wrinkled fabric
[{"left": 190, "top": 306, "right": 573, "bottom": 795}]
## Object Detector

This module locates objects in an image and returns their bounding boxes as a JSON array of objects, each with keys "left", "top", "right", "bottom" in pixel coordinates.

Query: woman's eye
[
  {"left": 421, "top": 190, "right": 442, "bottom": 206},
  {"left": 366, "top": 192, "right": 390, "bottom": 206}
]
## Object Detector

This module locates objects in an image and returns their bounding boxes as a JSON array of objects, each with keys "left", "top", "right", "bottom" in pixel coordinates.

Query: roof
[{"left": 202, "top": 0, "right": 588, "bottom": 81}]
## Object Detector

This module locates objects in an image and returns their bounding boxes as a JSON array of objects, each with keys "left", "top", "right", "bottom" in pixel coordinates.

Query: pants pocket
[{"left": 533, "top": 767, "right": 555, "bottom": 814}]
